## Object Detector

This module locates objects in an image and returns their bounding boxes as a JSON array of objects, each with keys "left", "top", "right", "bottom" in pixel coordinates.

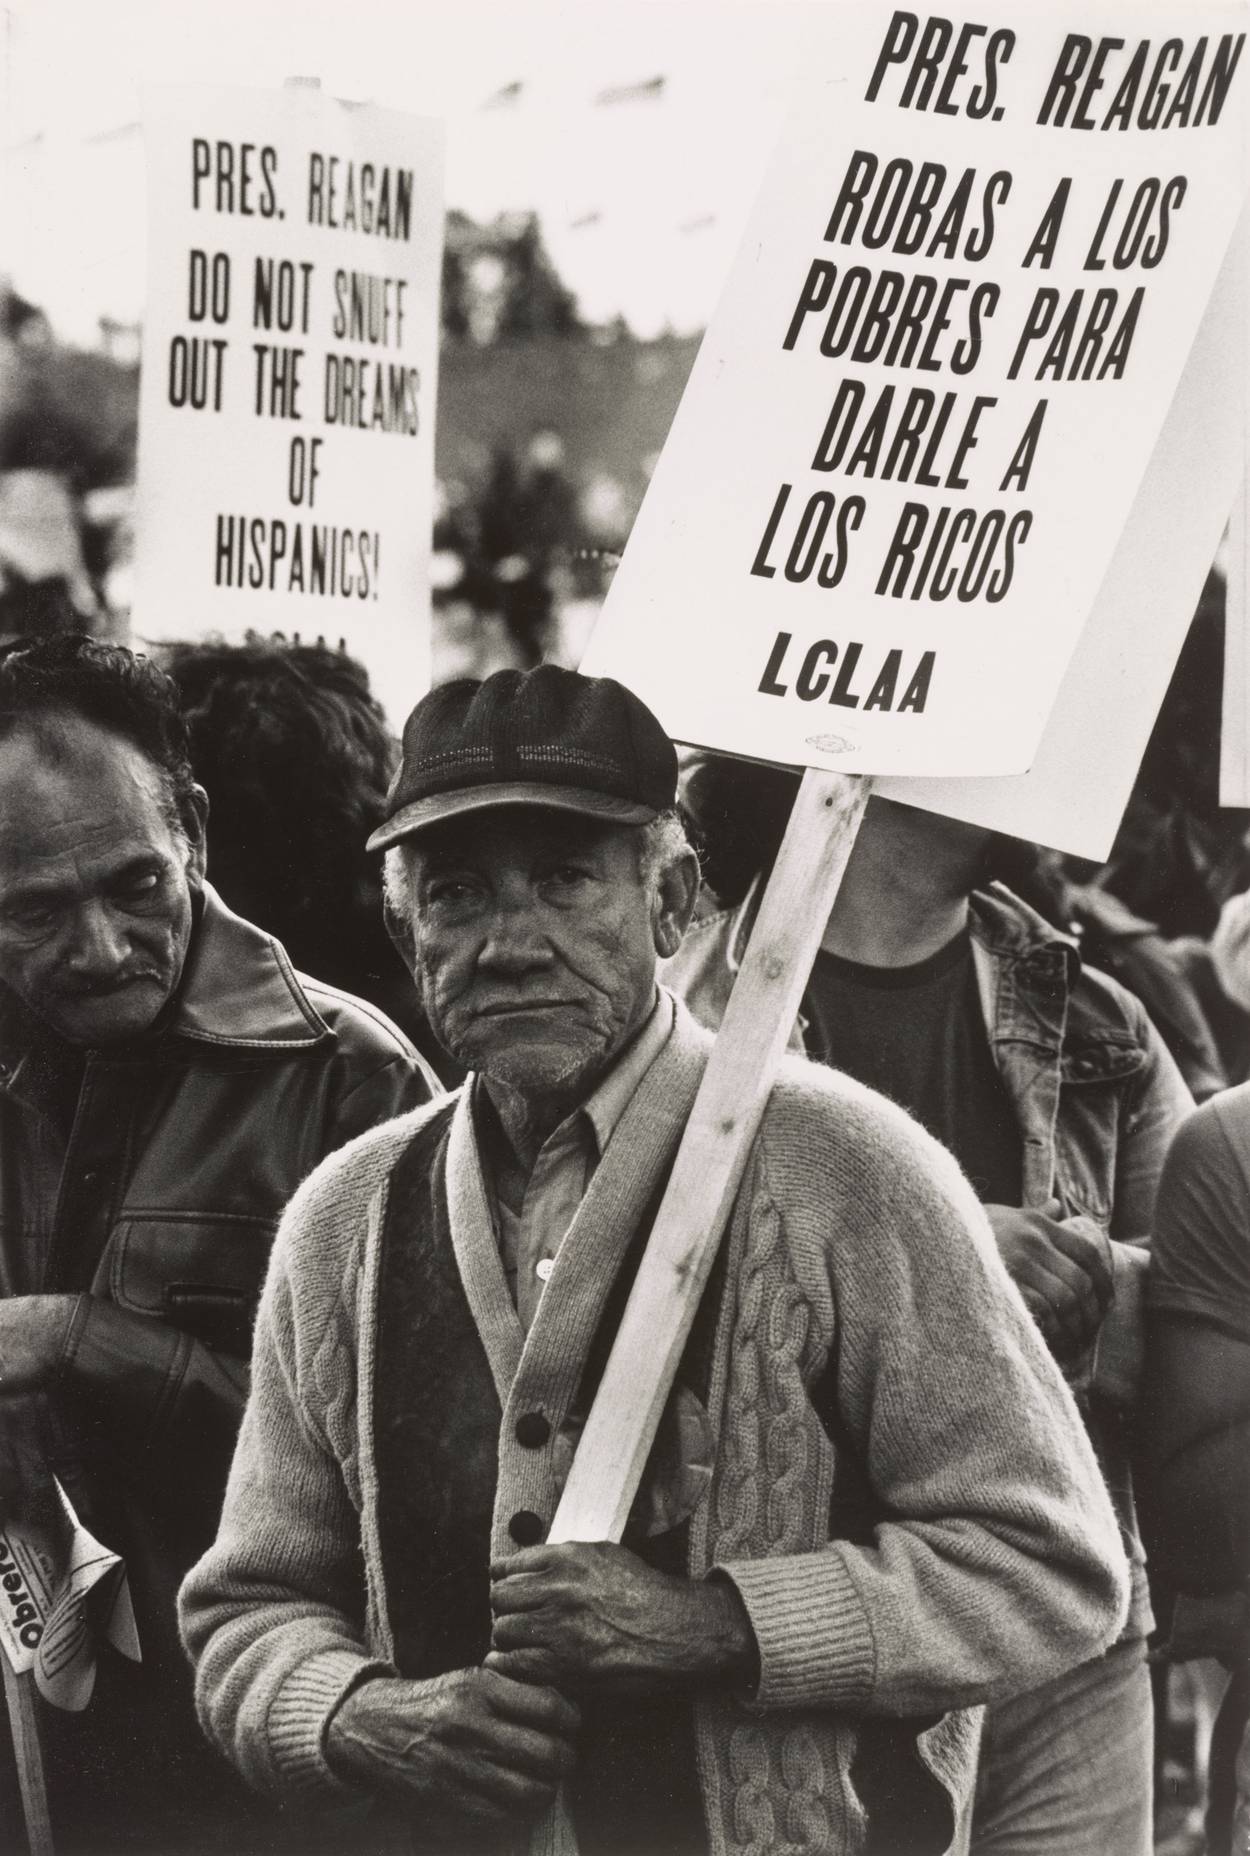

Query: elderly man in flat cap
[{"left": 181, "top": 665, "right": 1129, "bottom": 1856}]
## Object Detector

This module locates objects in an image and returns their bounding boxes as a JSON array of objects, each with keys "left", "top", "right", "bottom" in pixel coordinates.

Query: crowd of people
[{"left": 0, "top": 596, "right": 1245, "bottom": 1856}]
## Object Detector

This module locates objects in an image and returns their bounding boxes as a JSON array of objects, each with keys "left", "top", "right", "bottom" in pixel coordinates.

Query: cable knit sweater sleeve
[
  {"left": 714, "top": 1061, "right": 1130, "bottom": 1718},
  {"left": 178, "top": 1110, "right": 438, "bottom": 1805}
]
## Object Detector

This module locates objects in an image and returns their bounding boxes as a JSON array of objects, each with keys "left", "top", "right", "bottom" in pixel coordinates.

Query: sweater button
[
  {"left": 515, "top": 1412, "right": 551, "bottom": 1449},
  {"left": 508, "top": 1510, "right": 545, "bottom": 1547}
]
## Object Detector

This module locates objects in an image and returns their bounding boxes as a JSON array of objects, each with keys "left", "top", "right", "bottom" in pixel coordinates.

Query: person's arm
[
  {"left": 977, "top": 1011, "right": 1191, "bottom": 1399},
  {"left": 981, "top": 1201, "right": 1113, "bottom": 1360},
  {"left": 492, "top": 1076, "right": 1128, "bottom": 1717},
  {"left": 714, "top": 1102, "right": 1127, "bottom": 1716},
  {"left": 179, "top": 1162, "right": 397, "bottom": 1804},
  {"left": 0, "top": 1071, "right": 431, "bottom": 1524},
  {"left": 0, "top": 1295, "right": 248, "bottom": 1541},
  {"left": 323, "top": 1667, "right": 581, "bottom": 1839},
  {"left": 1138, "top": 1099, "right": 1250, "bottom": 1629},
  {"left": 1087, "top": 1015, "right": 1193, "bottom": 1407},
  {"left": 1141, "top": 1316, "right": 1250, "bottom": 1599},
  {"left": 489, "top": 1540, "right": 758, "bottom": 1692},
  {"left": 180, "top": 1119, "right": 577, "bottom": 1836}
]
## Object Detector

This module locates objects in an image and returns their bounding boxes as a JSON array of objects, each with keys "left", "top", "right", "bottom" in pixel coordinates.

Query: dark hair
[
  {"left": 680, "top": 755, "right": 801, "bottom": 906},
  {"left": 0, "top": 632, "right": 196, "bottom": 820},
  {"left": 161, "top": 640, "right": 394, "bottom": 890},
  {"left": 0, "top": 579, "right": 96, "bottom": 644},
  {"left": 159, "top": 637, "right": 396, "bottom": 976}
]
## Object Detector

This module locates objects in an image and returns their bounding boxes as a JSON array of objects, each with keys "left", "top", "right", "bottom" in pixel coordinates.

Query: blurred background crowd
[{"left": 2, "top": 218, "right": 1246, "bottom": 1087}]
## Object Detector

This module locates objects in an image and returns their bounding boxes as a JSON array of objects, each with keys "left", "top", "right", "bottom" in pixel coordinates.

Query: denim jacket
[{"left": 664, "top": 879, "right": 1194, "bottom": 1638}]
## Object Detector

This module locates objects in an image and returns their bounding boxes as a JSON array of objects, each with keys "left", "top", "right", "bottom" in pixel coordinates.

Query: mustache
[
  {"left": 474, "top": 997, "right": 581, "bottom": 1013},
  {"left": 57, "top": 968, "right": 164, "bottom": 999}
]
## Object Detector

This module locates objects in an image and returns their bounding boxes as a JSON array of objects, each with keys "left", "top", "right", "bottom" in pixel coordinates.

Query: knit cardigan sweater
[{"left": 180, "top": 996, "right": 1128, "bottom": 1856}]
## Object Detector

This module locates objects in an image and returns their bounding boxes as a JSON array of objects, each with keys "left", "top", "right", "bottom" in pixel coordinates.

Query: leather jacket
[{"left": 0, "top": 884, "right": 438, "bottom": 1852}]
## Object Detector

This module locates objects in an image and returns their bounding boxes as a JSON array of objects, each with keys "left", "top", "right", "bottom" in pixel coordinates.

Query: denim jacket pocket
[{"left": 1054, "top": 1040, "right": 1145, "bottom": 1224}]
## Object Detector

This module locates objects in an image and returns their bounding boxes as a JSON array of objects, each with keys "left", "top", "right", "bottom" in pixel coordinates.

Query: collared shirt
[{"left": 487, "top": 989, "right": 674, "bottom": 1331}]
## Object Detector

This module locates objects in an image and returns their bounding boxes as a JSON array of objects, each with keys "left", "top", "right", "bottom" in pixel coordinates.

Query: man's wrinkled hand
[
  {"left": 324, "top": 1667, "right": 580, "bottom": 1833},
  {"left": 984, "top": 1201, "right": 1113, "bottom": 1358},
  {"left": 488, "top": 1541, "right": 758, "bottom": 1694}
]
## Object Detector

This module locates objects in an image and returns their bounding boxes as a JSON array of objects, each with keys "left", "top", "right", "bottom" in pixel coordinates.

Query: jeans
[{"left": 961, "top": 1639, "right": 1153, "bottom": 1856}]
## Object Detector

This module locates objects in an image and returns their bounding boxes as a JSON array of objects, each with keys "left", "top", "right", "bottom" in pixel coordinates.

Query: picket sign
[
  {"left": 2, "top": 1661, "right": 53, "bottom": 1856},
  {"left": 1221, "top": 401, "right": 1250, "bottom": 806},
  {"left": 1225, "top": 484, "right": 1248, "bottom": 807},
  {"left": 529, "top": 766, "right": 870, "bottom": 1856}
]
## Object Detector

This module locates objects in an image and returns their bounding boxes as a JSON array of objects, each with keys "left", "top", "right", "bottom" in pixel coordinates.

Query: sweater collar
[{"left": 444, "top": 990, "right": 709, "bottom": 1408}]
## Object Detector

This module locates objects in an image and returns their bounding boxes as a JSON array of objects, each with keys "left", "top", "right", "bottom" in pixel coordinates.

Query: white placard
[
  {"left": 581, "top": 5, "right": 1248, "bottom": 779},
  {"left": 881, "top": 203, "right": 1245, "bottom": 859},
  {"left": 1220, "top": 262, "right": 1250, "bottom": 807},
  {"left": 132, "top": 84, "right": 444, "bottom": 709}
]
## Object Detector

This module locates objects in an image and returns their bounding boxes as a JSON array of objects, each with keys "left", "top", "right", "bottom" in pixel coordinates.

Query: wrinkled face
[
  {"left": 405, "top": 809, "right": 668, "bottom": 1105},
  {"left": 0, "top": 716, "right": 205, "bottom": 1046}
]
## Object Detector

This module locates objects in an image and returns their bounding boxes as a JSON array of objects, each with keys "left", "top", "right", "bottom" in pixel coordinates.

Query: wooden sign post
[
  {"left": 548, "top": 768, "right": 869, "bottom": 1544},
  {"left": 2, "top": 1661, "right": 54, "bottom": 1856},
  {"left": 531, "top": 769, "right": 869, "bottom": 1856}
]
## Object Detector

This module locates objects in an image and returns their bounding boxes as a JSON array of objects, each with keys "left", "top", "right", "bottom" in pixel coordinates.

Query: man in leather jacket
[{"left": 0, "top": 634, "right": 438, "bottom": 1853}]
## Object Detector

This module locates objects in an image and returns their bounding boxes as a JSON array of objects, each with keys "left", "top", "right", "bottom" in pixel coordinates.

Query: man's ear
[
  {"left": 652, "top": 848, "right": 701, "bottom": 961},
  {"left": 180, "top": 784, "right": 210, "bottom": 889}
]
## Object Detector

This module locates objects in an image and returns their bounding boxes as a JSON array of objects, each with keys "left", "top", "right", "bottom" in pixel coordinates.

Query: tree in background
[
  {"left": 434, "top": 439, "right": 592, "bottom": 665},
  {"left": 441, "top": 209, "right": 582, "bottom": 344},
  {"left": 1, "top": 206, "right": 580, "bottom": 497}
]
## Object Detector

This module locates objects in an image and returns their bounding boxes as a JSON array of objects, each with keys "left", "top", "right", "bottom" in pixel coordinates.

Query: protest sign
[
  {"left": 581, "top": 4, "right": 1248, "bottom": 780},
  {"left": 132, "top": 84, "right": 444, "bottom": 706},
  {"left": 548, "top": 767, "right": 868, "bottom": 1546},
  {"left": 555, "top": 37, "right": 1250, "bottom": 1855},
  {"left": 1224, "top": 493, "right": 1248, "bottom": 809},
  {"left": 883, "top": 199, "right": 1246, "bottom": 857},
  {"left": 1221, "top": 308, "right": 1250, "bottom": 807},
  {"left": 0, "top": 1480, "right": 139, "bottom": 1713}
]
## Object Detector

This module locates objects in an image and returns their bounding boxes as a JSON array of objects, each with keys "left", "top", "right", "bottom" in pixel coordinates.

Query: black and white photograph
[{"left": 0, "top": 3, "right": 1247, "bottom": 1852}]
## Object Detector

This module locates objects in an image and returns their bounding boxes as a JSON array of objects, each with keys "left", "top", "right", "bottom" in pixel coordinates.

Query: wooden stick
[
  {"left": 2, "top": 1661, "right": 54, "bottom": 1856},
  {"left": 549, "top": 766, "right": 869, "bottom": 1546},
  {"left": 529, "top": 769, "right": 870, "bottom": 1856},
  {"left": 1221, "top": 465, "right": 1249, "bottom": 806},
  {"left": 531, "top": 768, "right": 871, "bottom": 1853}
]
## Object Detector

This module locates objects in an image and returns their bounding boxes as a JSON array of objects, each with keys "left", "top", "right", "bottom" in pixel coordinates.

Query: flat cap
[{"left": 367, "top": 664, "right": 678, "bottom": 850}]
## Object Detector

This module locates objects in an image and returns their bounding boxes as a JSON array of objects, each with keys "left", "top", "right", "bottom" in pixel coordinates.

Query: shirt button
[
  {"left": 515, "top": 1411, "right": 551, "bottom": 1449},
  {"left": 535, "top": 1258, "right": 555, "bottom": 1282},
  {"left": 508, "top": 1510, "right": 545, "bottom": 1547}
]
